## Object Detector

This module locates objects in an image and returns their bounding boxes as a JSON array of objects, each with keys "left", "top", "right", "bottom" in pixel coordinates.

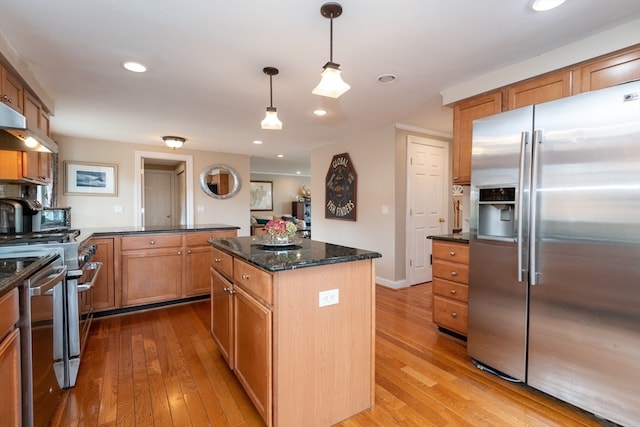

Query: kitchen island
[{"left": 209, "top": 236, "right": 381, "bottom": 427}]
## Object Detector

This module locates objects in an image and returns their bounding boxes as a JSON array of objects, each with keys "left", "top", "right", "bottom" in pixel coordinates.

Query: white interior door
[
  {"left": 407, "top": 136, "right": 448, "bottom": 286},
  {"left": 144, "top": 170, "right": 174, "bottom": 226}
]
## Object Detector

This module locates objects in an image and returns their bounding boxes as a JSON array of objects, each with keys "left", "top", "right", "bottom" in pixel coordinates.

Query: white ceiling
[{"left": 1, "top": 1, "right": 639, "bottom": 175}]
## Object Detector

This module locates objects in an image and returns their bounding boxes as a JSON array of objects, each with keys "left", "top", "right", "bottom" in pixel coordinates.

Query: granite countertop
[
  {"left": 77, "top": 224, "right": 240, "bottom": 245},
  {"left": 209, "top": 236, "right": 382, "bottom": 272},
  {"left": 427, "top": 232, "right": 470, "bottom": 244},
  {"left": 0, "top": 252, "right": 60, "bottom": 297}
]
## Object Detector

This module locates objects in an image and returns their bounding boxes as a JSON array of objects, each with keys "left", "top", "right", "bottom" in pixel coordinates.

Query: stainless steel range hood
[{"left": 0, "top": 101, "right": 58, "bottom": 153}]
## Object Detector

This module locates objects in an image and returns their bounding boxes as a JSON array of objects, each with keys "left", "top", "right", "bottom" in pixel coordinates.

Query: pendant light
[
  {"left": 261, "top": 67, "right": 283, "bottom": 130},
  {"left": 163, "top": 135, "right": 186, "bottom": 149},
  {"left": 312, "top": 2, "right": 350, "bottom": 98}
]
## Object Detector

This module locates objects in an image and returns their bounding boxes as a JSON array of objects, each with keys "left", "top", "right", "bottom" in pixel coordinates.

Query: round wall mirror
[{"left": 199, "top": 165, "right": 241, "bottom": 199}]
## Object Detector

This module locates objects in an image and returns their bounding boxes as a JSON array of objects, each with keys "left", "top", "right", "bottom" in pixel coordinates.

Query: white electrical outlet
[{"left": 319, "top": 289, "right": 339, "bottom": 307}]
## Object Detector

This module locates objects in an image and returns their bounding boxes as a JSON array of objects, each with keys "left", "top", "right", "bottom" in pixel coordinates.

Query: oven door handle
[
  {"left": 30, "top": 265, "right": 67, "bottom": 297},
  {"left": 76, "top": 262, "right": 103, "bottom": 293}
]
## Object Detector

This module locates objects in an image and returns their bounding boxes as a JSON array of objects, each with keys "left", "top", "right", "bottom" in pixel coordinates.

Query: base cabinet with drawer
[
  {"left": 0, "top": 288, "right": 21, "bottom": 427},
  {"left": 432, "top": 239, "right": 470, "bottom": 336},
  {"left": 210, "top": 244, "right": 375, "bottom": 427}
]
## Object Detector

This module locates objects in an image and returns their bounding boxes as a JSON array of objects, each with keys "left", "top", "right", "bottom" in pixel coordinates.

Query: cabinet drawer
[
  {"left": 0, "top": 288, "right": 18, "bottom": 340},
  {"left": 211, "top": 247, "right": 234, "bottom": 280},
  {"left": 432, "top": 241, "right": 469, "bottom": 264},
  {"left": 234, "top": 259, "right": 273, "bottom": 306},
  {"left": 432, "top": 260, "right": 469, "bottom": 285},
  {"left": 432, "top": 278, "right": 468, "bottom": 303},
  {"left": 433, "top": 295, "right": 468, "bottom": 335},
  {"left": 121, "top": 233, "right": 183, "bottom": 251},
  {"left": 185, "top": 230, "right": 236, "bottom": 246}
]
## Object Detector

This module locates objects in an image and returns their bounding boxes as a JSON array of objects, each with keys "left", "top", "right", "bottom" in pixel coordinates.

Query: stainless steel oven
[{"left": 1, "top": 248, "right": 67, "bottom": 427}]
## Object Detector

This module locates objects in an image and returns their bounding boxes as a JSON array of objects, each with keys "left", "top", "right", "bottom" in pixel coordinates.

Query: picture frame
[
  {"left": 250, "top": 180, "right": 273, "bottom": 211},
  {"left": 64, "top": 161, "right": 118, "bottom": 196}
]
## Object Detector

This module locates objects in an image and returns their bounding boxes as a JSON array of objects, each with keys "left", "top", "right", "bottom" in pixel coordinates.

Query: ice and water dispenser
[{"left": 477, "top": 187, "right": 516, "bottom": 241}]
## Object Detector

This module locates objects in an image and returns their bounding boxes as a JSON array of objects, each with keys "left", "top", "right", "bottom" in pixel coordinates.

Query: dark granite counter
[
  {"left": 209, "top": 236, "right": 381, "bottom": 272},
  {"left": 0, "top": 252, "right": 59, "bottom": 297},
  {"left": 77, "top": 224, "right": 240, "bottom": 245},
  {"left": 427, "top": 232, "right": 470, "bottom": 244}
]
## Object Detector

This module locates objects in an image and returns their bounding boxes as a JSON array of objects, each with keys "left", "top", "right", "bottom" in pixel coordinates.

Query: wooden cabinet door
[
  {"left": 22, "top": 152, "right": 51, "bottom": 184},
  {"left": 92, "top": 237, "right": 118, "bottom": 312},
  {"left": 186, "top": 244, "right": 212, "bottom": 296},
  {"left": 1, "top": 65, "right": 23, "bottom": 113},
  {"left": 234, "top": 286, "right": 272, "bottom": 426},
  {"left": 452, "top": 91, "right": 502, "bottom": 185},
  {"left": 121, "top": 248, "right": 183, "bottom": 306},
  {"left": 576, "top": 46, "right": 640, "bottom": 93},
  {"left": 0, "top": 328, "right": 21, "bottom": 427},
  {"left": 210, "top": 267, "right": 234, "bottom": 368},
  {"left": 506, "top": 69, "right": 571, "bottom": 110}
]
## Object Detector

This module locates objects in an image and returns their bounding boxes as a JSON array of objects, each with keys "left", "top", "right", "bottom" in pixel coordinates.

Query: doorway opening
[{"left": 134, "top": 150, "right": 194, "bottom": 227}]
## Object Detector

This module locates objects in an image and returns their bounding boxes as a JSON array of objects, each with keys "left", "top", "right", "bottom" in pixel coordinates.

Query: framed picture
[
  {"left": 64, "top": 161, "right": 118, "bottom": 196},
  {"left": 325, "top": 153, "right": 357, "bottom": 221},
  {"left": 250, "top": 180, "right": 273, "bottom": 211}
]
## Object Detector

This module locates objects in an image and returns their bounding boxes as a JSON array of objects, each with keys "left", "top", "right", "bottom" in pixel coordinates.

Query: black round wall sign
[{"left": 325, "top": 152, "right": 357, "bottom": 221}]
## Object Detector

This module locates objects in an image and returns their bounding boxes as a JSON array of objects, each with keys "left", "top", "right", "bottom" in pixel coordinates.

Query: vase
[{"left": 271, "top": 235, "right": 289, "bottom": 245}]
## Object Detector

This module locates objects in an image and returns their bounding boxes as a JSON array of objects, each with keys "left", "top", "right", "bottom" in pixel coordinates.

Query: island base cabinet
[
  {"left": 210, "top": 267, "right": 233, "bottom": 368},
  {"left": 273, "top": 261, "right": 374, "bottom": 427},
  {"left": 234, "top": 286, "right": 272, "bottom": 425}
]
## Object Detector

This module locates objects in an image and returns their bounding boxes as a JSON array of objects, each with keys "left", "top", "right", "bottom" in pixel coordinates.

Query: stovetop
[{"left": 0, "top": 229, "right": 80, "bottom": 246}]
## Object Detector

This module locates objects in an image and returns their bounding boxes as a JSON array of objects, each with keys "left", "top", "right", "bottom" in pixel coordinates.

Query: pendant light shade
[
  {"left": 261, "top": 67, "right": 282, "bottom": 130},
  {"left": 313, "top": 2, "right": 350, "bottom": 98},
  {"left": 163, "top": 135, "right": 185, "bottom": 149}
]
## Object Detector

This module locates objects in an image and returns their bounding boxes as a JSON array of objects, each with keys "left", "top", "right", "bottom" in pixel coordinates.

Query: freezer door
[
  {"left": 468, "top": 106, "right": 532, "bottom": 381},
  {"left": 528, "top": 81, "right": 640, "bottom": 426}
]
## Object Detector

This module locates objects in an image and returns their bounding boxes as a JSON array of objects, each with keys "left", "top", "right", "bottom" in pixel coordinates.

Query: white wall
[
  {"left": 311, "top": 125, "right": 397, "bottom": 284},
  {"left": 56, "top": 136, "right": 251, "bottom": 235}
]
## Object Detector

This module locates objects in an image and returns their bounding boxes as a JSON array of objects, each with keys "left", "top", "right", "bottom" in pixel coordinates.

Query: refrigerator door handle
[
  {"left": 517, "top": 131, "right": 529, "bottom": 283},
  {"left": 529, "top": 129, "right": 542, "bottom": 285}
]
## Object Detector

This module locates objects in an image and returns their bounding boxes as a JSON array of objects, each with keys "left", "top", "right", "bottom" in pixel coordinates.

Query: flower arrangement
[{"left": 264, "top": 219, "right": 298, "bottom": 239}]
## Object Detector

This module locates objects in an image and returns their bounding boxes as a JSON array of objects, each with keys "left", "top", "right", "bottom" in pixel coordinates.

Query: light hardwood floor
[{"left": 52, "top": 284, "right": 608, "bottom": 426}]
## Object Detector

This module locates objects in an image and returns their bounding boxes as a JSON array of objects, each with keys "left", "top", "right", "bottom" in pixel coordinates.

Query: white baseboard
[{"left": 375, "top": 276, "right": 408, "bottom": 290}]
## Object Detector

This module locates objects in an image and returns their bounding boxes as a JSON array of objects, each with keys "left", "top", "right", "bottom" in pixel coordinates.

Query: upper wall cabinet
[
  {"left": 0, "top": 64, "right": 23, "bottom": 113},
  {"left": 24, "top": 91, "right": 51, "bottom": 136},
  {"left": 574, "top": 45, "right": 640, "bottom": 94},
  {"left": 506, "top": 69, "right": 572, "bottom": 110},
  {"left": 452, "top": 91, "right": 502, "bottom": 184},
  {"left": 451, "top": 44, "right": 640, "bottom": 185}
]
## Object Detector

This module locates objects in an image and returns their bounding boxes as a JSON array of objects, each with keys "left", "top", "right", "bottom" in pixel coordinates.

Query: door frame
[
  {"left": 405, "top": 135, "right": 449, "bottom": 286},
  {"left": 134, "top": 150, "right": 194, "bottom": 227}
]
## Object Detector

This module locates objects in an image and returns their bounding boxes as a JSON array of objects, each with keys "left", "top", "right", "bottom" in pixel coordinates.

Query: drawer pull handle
[
  {"left": 177, "top": 250, "right": 182, "bottom": 255},
  {"left": 450, "top": 271, "right": 458, "bottom": 276},
  {"left": 187, "top": 249, "right": 192, "bottom": 254},
  {"left": 149, "top": 240, "right": 156, "bottom": 245},
  {"left": 450, "top": 289, "right": 457, "bottom": 295},
  {"left": 242, "top": 274, "right": 250, "bottom": 280},
  {"left": 214, "top": 258, "right": 222, "bottom": 263},
  {"left": 451, "top": 312, "right": 458, "bottom": 318},
  {"left": 449, "top": 251, "right": 456, "bottom": 256},
  {"left": 223, "top": 287, "right": 236, "bottom": 295}
]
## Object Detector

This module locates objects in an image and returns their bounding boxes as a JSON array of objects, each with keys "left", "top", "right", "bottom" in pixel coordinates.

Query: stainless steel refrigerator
[{"left": 467, "top": 80, "right": 640, "bottom": 426}]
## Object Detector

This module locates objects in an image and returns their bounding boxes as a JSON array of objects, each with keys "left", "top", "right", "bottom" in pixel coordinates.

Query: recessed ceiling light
[
  {"left": 253, "top": 140, "right": 263, "bottom": 145},
  {"left": 296, "top": 171, "right": 301, "bottom": 175},
  {"left": 123, "top": 61, "right": 147, "bottom": 73},
  {"left": 276, "top": 154, "right": 284, "bottom": 158},
  {"left": 377, "top": 74, "right": 397, "bottom": 84},
  {"left": 313, "top": 109, "right": 328, "bottom": 116},
  {"left": 530, "top": 0, "right": 566, "bottom": 12}
]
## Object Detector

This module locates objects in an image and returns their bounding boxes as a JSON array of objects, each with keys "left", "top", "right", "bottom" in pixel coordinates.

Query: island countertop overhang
[{"left": 209, "top": 236, "right": 381, "bottom": 272}]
